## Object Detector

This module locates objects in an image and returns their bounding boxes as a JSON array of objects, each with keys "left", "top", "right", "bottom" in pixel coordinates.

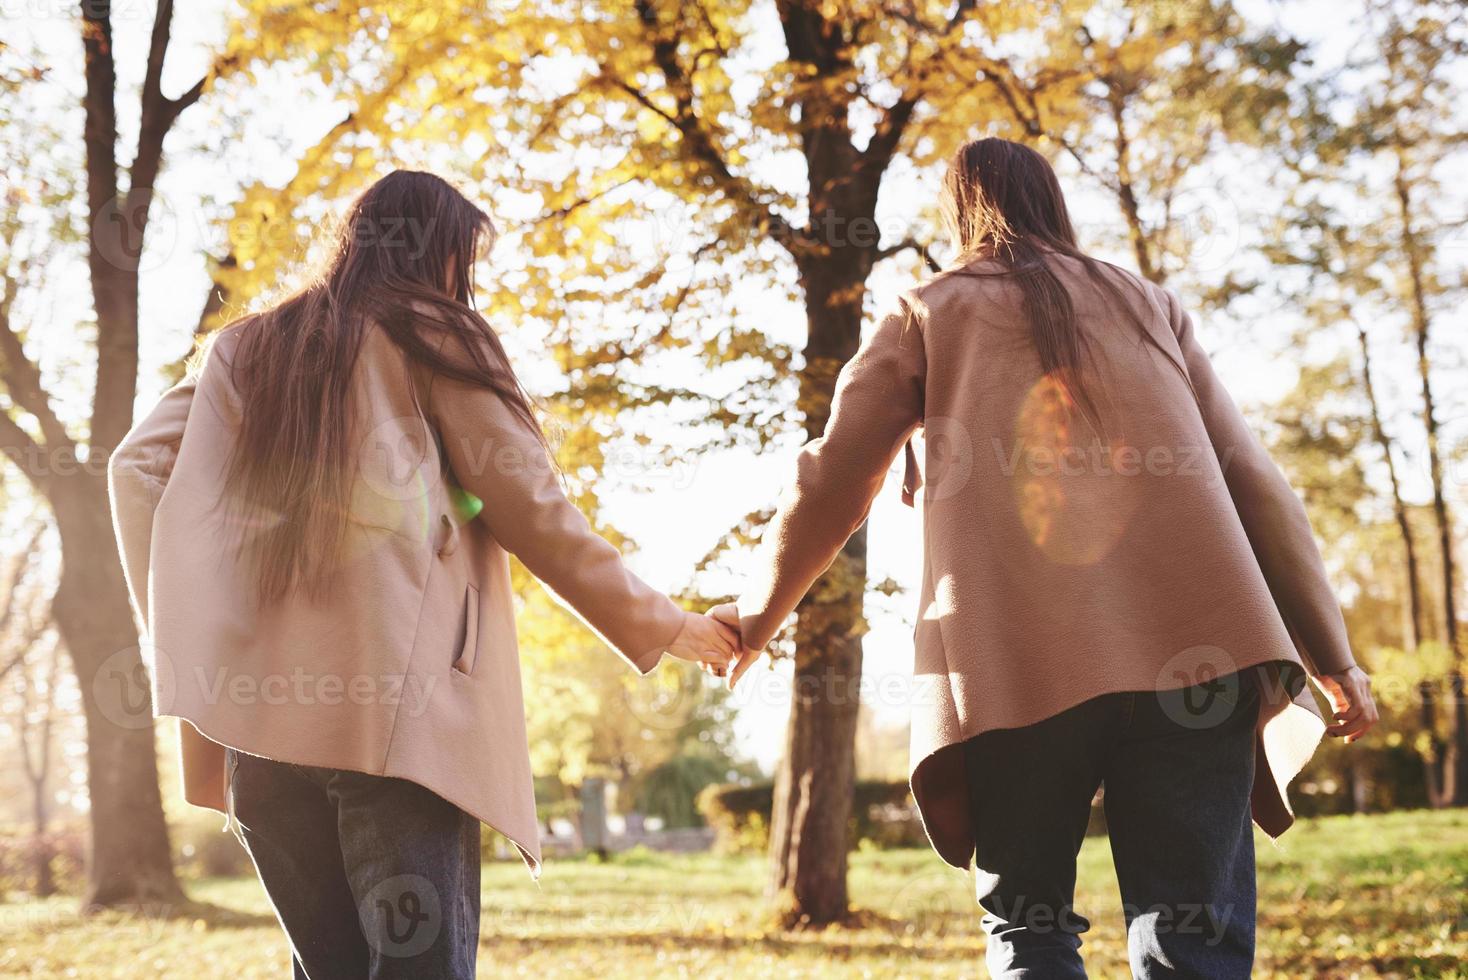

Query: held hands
[
  {"left": 1316, "top": 665, "right": 1379, "bottom": 743},
  {"left": 664, "top": 603, "right": 761, "bottom": 689},
  {"left": 707, "top": 603, "right": 761, "bottom": 689},
  {"left": 665, "top": 609, "right": 741, "bottom": 672}
]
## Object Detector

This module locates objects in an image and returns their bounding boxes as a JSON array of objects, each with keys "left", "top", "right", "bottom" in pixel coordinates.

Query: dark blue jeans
[
  {"left": 227, "top": 748, "right": 481, "bottom": 980},
  {"left": 963, "top": 668, "right": 1261, "bottom": 979}
]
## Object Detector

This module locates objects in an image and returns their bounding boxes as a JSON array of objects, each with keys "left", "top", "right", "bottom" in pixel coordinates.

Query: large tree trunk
[
  {"left": 64, "top": 0, "right": 203, "bottom": 905},
  {"left": 50, "top": 479, "right": 183, "bottom": 906},
  {"left": 763, "top": 0, "right": 910, "bottom": 925},
  {"left": 768, "top": 250, "right": 871, "bottom": 927}
]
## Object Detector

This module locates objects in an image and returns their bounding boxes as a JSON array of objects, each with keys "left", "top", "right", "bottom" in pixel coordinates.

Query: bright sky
[{"left": 11, "top": 0, "right": 1467, "bottom": 774}]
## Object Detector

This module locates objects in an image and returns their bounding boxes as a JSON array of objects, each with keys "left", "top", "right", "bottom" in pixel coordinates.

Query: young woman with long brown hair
[
  {"left": 109, "top": 170, "right": 737, "bottom": 979},
  {"left": 716, "top": 137, "right": 1378, "bottom": 978}
]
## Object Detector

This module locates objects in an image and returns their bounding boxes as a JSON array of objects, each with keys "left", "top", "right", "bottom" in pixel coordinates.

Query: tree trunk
[
  {"left": 1395, "top": 162, "right": 1468, "bottom": 806},
  {"left": 768, "top": 252, "right": 870, "bottom": 927},
  {"left": 1356, "top": 322, "right": 1446, "bottom": 803},
  {"left": 1357, "top": 324, "right": 1426, "bottom": 649},
  {"left": 50, "top": 479, "right": 183, "bottom": 906},
  {"left": 769, "top": 530, "right": 867, "bottom": 926},
  {"left": 762, "top": 0, "right": 926, "bottom": 926},
  {"left": 32, "top": 781, "right": 54, "bottom": 898}
]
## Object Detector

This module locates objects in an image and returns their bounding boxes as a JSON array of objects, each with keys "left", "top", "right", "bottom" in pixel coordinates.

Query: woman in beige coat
[
  {"left": 109, "top": 170, "right": 737, "bottom": 980},
  {"left": 717, "top": 138, "right": 1378, "bottom": 978}
]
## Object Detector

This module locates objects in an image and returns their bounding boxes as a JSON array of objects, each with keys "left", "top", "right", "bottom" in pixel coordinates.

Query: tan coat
[
  {"left": 737, "top": 253, "right": 1354, "bottom": 868},
  {"left": 109, "top": 324, "right": 686, "bottom": 876}
]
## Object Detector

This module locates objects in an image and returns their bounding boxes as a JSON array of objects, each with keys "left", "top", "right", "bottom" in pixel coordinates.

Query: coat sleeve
[
  {"left": 108, "top": 375, "right": 198, "bottom": 634},
  {"left": 736, "top": 303, "right": 927, "bottom": 651},
  {"left": 426, "top": 362, "right": 685, "bottom": 673},
  {"left": 1164, "top": 289, "right": 1356, "bottom": 676}
]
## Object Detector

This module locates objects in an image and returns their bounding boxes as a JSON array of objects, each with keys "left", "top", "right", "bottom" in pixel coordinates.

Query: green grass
[{"left": 1, "top": 810, "right": 1464, "bottom": 978}]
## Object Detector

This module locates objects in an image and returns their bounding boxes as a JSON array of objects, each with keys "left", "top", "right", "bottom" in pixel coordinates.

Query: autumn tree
[
  {"left": 1359, "top": 0, "right": 1468, "bottom": 804},
  {"left": 471, "top": 0, "right": 1316, "bottom": 923},
  {"left": 1272, "top": 0, "right": 1468, "bottom": 803},
  {"left": 939, "top": 0, "right": 1303, "bottom": 298},
  {"left": 0, "top": 0, "right": 230, "bottom": 903},
  {"left": 196, "top": 0, "right": 1375, "bottom": 924}
]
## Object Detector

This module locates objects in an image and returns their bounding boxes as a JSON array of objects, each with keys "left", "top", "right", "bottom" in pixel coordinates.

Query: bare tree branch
[
  {"left": 858, "top": 0, "right": 979, "bottom": 177},
  {"left": 0, "top": 410, "right": 47, "bottom": 491},
  {"left": 0, "top": 274, "right": 72, "bottom": 451},
  {"left": 599, "top": 1, "right": 789, "bottom": 247},
  {"left": 874, "top": 237, "right": 941, "bottom": 272}
]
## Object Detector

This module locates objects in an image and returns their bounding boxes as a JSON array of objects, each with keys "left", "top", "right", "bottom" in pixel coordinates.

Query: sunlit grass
[{"left": 1, "top": 810, "right": 1463, "bottom": 978}]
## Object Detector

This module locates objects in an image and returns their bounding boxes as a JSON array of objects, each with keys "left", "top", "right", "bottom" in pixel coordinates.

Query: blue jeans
[
  {"left": 963, "top": 668, "right": 1261, "bottom": 979},
  {"left": 226, "top": 748, "right": 481, "bottom": 979}
]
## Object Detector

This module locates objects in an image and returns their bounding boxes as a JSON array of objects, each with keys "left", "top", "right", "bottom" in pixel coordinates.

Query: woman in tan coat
[
  {"left": 109, "top": 171, "right": 737, "bottom": 980},
  {"left": 717, "top": 138, "right": 1378, "bottom": 978}
]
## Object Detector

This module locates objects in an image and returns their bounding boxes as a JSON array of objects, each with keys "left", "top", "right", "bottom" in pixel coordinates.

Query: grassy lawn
[{"left": 1, "top": 809, "right": 1464, "bottom": 978}]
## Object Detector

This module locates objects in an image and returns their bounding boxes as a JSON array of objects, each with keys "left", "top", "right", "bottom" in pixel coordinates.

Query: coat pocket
[{"left": 452, "top": 584, "right": 481, "bottom": 675}]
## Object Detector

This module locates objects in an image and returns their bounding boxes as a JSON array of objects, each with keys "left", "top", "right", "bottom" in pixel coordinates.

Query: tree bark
[
  {"left": 25, "top": 642, "right": 60, "bottom": 898},
  {"left": 46, "top": 0, "right": 208, "bottom": 905},
  {"left": 768, "top": 254, "right": 872, "bottom": 926},
  {"left": 50, "top": 478, "right": 183, "bottom": 905},
  {"left": 762, "top": 0, "right": 934, "bottom": 925}
]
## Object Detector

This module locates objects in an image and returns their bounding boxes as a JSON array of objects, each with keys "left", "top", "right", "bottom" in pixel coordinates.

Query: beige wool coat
[
  {"left": 737, "top": 252, "right": 1354, "bottom": 869},
  {"left": 109, "top": 324, "right": 687, "bottom": 875}
]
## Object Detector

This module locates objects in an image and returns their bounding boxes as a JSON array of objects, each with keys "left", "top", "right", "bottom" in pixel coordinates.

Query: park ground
[{"left": 0, "top": 809, "right": 1464, "bottom": 978}]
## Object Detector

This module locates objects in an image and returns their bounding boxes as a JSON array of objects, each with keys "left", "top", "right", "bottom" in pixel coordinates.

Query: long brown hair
[
  {"left": 221, "top": 170, "right": 543, "bottom": 602},
  {"left": 940, "top": 138, "right": 1166, "bottom": 433}
]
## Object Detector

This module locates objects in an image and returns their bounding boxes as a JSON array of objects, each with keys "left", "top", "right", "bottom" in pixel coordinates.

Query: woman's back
[
  {"left": 733, "top": 247, "right": 1353, "bottom": 869},
  {"left": 911, "top": 254, "right": 1297, "bottom": 722}
]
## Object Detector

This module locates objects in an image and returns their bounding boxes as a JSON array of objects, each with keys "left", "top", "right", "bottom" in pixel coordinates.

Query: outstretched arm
[
  {"left": 1164, "top": 290, "right": 1375, "bottom": 739},
  {"left": 1165, "top": 289, "right": 1356, "bottom": 677},
  {"left": 730, "top": 302, "right": 926, "bottom": 682}
]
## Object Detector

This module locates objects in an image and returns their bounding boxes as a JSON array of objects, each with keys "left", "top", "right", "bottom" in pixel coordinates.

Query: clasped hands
[{"left": 663, "top": 602, "right": 758, "bottom": 689}]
